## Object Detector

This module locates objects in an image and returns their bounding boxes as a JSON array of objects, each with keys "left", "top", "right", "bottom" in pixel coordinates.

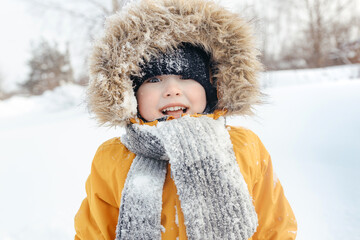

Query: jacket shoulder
[
  {"left": 97, "top": 137, "right": 124, "bottom": 150},
  {"left": 226, "top": 126, "right": 270, "bottom": 189},
  {"left": 227, "top": 126, "right": 266, "bottom": 153},
  {"left": 227, "top": 126, "right": 260, "bottom": 142},
  {"left": 90, "top": 137, "right": 135, "bottom": 206},
  {"left": 93, "top": 136, "right": 135, "bottom": 167}
]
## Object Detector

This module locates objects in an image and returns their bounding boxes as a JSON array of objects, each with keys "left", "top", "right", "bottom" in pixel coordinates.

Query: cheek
[
  {"left": 187, "top": 84, "right": 207, "bottom": 112},
  {"left": 137, "top": 90, "right": 152, "bottom": 110},
  {"left": 136, "top": 86, "right": 160, "bottom": 120},
  {"left": 137, "top": 85, "right": 154, "bottom": 104},
  {"left": 136, "top": 90, "right": 148, "bottom": 104},
  {"left": 197, "top": 89, "right": 207, "bottom": 110}
]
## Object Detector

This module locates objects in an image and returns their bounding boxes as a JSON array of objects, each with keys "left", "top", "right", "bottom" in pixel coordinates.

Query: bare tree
[
  {"left": 232, "top": 0, "right": 305, "bottom": 70},
  {"left": 234, "top": 0, "right": 360, "bottom": 69},
  {"left": 279, "top": 0, "right": 360, "bottom": 68},
  {"left": 0, "top": 70, "right": 4, "bottom": 100},
  {"left": 20, "top": 0, "right": 127, "bottom": 85},
  {"left": 20, "top": 40, "right": 74, "bottom": 95}
]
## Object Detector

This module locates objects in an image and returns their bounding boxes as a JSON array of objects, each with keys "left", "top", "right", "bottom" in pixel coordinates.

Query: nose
[{"left": 163, "top": 78, "right": 182, "bottom": 97}]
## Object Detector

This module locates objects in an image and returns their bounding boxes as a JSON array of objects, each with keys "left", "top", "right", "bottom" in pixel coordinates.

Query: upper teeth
[{"left": 162, "top": 106, "right": 186, "bottom": 112}]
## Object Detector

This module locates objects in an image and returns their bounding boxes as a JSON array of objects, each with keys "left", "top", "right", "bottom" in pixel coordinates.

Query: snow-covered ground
[{"left": 0, "top": 65, "right": 359, "bottom": 239}]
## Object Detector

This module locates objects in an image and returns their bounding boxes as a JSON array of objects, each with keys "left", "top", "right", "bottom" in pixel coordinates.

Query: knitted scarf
[{"left": 116, "top": 116, "right": 258, "bottom": 240}]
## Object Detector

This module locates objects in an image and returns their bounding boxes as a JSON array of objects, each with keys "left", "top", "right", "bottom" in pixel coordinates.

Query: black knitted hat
[{"left": 132, "top": 43, "right": 218, "bottom": 113}]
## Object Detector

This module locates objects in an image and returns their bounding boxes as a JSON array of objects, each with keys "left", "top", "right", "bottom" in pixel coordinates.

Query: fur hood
[{"left": 87, "top": 0, "right": 262, "bottom": 127}]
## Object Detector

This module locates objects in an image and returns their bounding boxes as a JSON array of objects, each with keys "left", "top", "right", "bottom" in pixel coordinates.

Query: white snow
[
  {"left": 260, "top": 64, "right": 360, "bottom": 88},
  {"left": 0, "top": 65, "right": 360, "bottom": 239},
  {"left": 175, "top": 205, "right": 179, "bottom": 226},
  {"left": 132, "top": 175, "right": 152, "bottom": 190},
  {"left": 273, "top": 171, "right": 278, "bottom": 188}
]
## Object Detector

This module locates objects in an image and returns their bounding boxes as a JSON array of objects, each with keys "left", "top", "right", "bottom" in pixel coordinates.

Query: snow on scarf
[{"left": 116, "top": 116, "right": 258, "bottom": 240}]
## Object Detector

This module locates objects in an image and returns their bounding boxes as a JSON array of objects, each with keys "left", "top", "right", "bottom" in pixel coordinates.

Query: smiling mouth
[{"left": 161, "top": 106, "right": 188, "bottom": 115}]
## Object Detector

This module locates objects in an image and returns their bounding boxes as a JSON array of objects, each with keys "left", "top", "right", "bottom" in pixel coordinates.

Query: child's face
[{"left": 136, "top": 75, "right": 207, "bottom": 121}]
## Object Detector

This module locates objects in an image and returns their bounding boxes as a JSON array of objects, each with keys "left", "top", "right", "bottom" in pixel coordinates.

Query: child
[{"left": 75, "top": 0, "right": 297, "bottom": 239}]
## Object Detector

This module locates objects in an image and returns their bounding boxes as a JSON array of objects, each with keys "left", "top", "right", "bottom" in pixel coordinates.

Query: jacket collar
[{"left": 129, "top": 109, "right": 227, "bottom": 126}]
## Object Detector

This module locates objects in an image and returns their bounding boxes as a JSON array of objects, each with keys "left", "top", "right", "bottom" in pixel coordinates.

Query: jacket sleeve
[
  {"left": 74, "top": 139, "right": 132, "bottom": 240},
  {"left": 251, "top": 135, "right": 297, "bottom": 240}
]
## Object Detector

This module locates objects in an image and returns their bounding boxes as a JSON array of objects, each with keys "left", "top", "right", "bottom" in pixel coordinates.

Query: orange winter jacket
[{"left": 74, "top": 126, "right": 297, "bottom": 240}]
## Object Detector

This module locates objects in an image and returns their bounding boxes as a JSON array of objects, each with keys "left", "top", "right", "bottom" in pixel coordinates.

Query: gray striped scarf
[{"left": 116, "top": 116, "right": 257, "bottom": 240}]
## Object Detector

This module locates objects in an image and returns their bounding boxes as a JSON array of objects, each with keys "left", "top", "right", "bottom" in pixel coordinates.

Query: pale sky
[{"left": 0, "top": 0, "right": 36, "bottom": 90}]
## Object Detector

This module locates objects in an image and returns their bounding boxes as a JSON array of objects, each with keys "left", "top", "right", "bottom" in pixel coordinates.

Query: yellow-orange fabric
[{"left": 75, "top": 126, "right": 297, "bottom": 240}]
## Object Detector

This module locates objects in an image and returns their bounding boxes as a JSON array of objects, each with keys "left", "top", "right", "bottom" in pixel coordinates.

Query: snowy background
[
  {"left": 1, "top": 64, "right": 359, "bottom": 239},
  {"left": 0, "top": 0, "right": 359, "bottom": 239}
]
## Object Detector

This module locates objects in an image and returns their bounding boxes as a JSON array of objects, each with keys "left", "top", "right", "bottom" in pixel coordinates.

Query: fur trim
[{"left": 87, "top": 0, "right": 262, "bottom": 127}]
